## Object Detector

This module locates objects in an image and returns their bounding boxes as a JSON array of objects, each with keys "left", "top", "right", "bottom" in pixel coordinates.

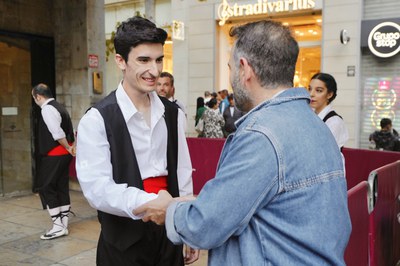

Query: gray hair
[{"left": 230, "top": 20, "right": 299, "bottom": 89}]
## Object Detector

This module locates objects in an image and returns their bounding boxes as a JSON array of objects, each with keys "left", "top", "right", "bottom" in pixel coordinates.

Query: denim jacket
[{"left": 166, "top": 88, "right": 351, "bottom": 266}]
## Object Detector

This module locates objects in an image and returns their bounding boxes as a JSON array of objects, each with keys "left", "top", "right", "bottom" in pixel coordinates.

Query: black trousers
[
  {"left": 37, "top": 154, "right": 72, "bottom": 209},
  {"left": 97, "top": 222, "right": 184, "bottom": 266}
]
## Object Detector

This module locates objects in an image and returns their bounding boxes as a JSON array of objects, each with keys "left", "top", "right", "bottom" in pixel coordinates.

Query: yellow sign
[{"left": 218, "top": 0, "right": 316, "bottom": 26}]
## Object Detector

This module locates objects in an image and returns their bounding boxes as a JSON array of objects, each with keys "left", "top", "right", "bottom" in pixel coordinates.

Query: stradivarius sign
[
  {"left": 217, "top": 0, "right": 316, "bottom": 26},
  {"left": 368, "top": 22, "right": 400, "bottom": 58}
]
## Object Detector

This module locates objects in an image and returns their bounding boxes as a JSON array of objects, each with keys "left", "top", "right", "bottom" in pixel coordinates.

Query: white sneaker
[{"left": 40, "top": 228, "right": 68, "bottom": 240}]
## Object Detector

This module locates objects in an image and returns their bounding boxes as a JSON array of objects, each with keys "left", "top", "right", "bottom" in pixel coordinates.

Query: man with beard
[{"left": 135, "top": 20, "right": 351, "bottom": 265}]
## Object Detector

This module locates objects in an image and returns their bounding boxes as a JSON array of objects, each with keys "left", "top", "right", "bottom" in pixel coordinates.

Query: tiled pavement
[{"left": 0, "top": 189, "right": 208, "bottom": 266}]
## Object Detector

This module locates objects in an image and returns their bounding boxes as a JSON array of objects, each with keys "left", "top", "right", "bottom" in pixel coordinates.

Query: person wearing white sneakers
[{"left": 32, "top": 83, "right": 75, "bottom": 240}]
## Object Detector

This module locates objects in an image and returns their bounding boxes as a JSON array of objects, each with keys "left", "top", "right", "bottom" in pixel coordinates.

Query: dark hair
[
  {"left": 208, "top": 97, "right": 218, "bottom": 108},
  {"left": 32, "top": 83, "right": 53, "bottom": 98},
  {"left": 229, "top": 20, "right": 298, "bottom": 89},
  {"left": 227, "top": 94, "right": 234, "bottom": 101},
  {"left": 114, "top": 16, "right": 167, "bottom": 62},
  {"left": 211, "top": 92, "right": 218, "bottom": 98},
  {"left": 310, "top": 72, "right": 337, "bottom": 103},
  {"left": 196, "top": 97, "right": 205, "bottom": 110},
  {"left": 160, "top": 72, "right": 174, "bottom": 87},
  {"left": 380, "top": 118, "right": 392, "bottom": 129}
]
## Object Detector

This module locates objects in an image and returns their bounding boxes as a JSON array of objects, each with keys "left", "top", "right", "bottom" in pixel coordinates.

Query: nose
[{"left": 149, "top": 61, "right": 160, "bottom": 77}]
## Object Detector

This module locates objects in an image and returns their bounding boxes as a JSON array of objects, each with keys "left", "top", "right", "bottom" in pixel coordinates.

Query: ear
[
  {"left": 240, "top": 57, "right": 253, "bottom": 82},
  {"left": 115, "top": 54, "right": 126, "bottom": 71},
  {"left": 327, "top": 91, "right": 334, "bottom": 101}
]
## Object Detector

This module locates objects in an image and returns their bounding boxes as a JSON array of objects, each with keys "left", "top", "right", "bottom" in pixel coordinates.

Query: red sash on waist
[
  {"left": 143, "top": 176, "right": 168, "bottom": 194},
  {"left": 47, "top": 143, "right": 72, "bottom": 156}
]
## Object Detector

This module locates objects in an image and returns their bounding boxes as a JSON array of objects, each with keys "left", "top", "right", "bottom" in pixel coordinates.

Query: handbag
[{"left": 195, "top": 117, "right": 204, "bottom": 134}]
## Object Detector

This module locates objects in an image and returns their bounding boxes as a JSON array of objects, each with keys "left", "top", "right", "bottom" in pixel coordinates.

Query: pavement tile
[
  {"left": 0, "top": 220, "right": 43, "bottom": 245},
  {"left": 0, "top": 190, "right": 208, "bottom": 265},
  {"left": 0, "top": 246, "right": 55, "bottom": 266}
]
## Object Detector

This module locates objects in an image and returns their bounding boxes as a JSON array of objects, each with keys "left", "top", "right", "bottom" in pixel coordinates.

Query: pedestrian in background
[
  {"left": 157, "top": 71, "right": 187, "bottom": 115},
  {"left": 194, "top": 97, "right": 207, "bottom": 137},
  {"left": 369, "top": 118, "right": 400, "bottom": 151},
  {"left": 223, "top": 94, "right": 245, "bottom": 137},
  {"left": 308, "top": 72, "right": 349, "bottom": 149},
  {"left": 32, "top": 83, "right": 75, "bottom": 240},
  {"left": 202, "top": 97, "right": 225, "bottom": 138}
]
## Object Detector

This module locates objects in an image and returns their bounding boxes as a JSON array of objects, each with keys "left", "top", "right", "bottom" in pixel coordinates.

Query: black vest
[
  {"left": 94, "top": 91, "right": 179, "bottom": 251},
  {"left": 38, "top": 100, "right": 74, "bottom": 155}
]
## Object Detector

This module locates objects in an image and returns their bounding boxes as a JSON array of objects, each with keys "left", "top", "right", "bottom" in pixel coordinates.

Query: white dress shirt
[
  {"left": 76, "top": 83, "right": 193, "bottom": 220},
  {"left": 318, "top": 105, "right": 349, "bottom": 148},
  {"left": 41, "top": 98, "right": 66, "bottom": 141}
]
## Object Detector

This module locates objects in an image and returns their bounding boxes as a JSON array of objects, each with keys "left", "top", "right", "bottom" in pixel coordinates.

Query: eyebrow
[{"left": 136, "top": 55, "right": 164, "bottom": 61}]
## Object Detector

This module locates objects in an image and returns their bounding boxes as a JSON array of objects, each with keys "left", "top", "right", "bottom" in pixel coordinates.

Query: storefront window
[
  {"left": 279, "top": 15, "right": 322, "bottom": 87},
  {"left": 217, "top": 14, "right": 322, "bottom": 91}
]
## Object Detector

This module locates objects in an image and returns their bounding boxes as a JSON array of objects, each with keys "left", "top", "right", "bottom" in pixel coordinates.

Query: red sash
[
  {"left": 143, "top": 176, "right": 168, "bottom": 194},
  {"left": 47, "top": 143, "right": 72, "bottom": 156}
]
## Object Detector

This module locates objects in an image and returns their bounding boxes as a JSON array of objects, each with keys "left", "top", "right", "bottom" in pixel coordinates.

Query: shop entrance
[
  {"left": 0, "top": 32, "right": 55, "bottom": 196},
  {"left": 216, "top": 13, "right": 322, "bottom": 91}
]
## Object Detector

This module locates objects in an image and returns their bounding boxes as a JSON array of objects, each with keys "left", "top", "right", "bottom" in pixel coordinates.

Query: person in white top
[
  {"left": 75, "top": 16, "right": 198, "bottom": 265},
  {"left": 308, "top": 73, "right": 349, "bottom": 149}
]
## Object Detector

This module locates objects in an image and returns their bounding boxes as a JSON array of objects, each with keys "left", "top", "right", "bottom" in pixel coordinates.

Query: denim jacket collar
[{"left": 235, "top": 87, "right": 310, "bottom": 128}]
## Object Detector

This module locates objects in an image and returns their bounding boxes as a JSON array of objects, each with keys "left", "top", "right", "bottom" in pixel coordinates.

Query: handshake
[
  {"left": 134, "top": 190, "right": 196, "bottom": 225},
  {"left": 134, "top": 190, "right": 199, "bottom": 264}
]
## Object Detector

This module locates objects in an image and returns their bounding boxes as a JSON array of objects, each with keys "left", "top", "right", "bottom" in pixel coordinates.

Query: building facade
[
  {"left": 104, "top": 0, "right": 400, "bottom": 148},
  {"left": 0, "top": 0, "right": 106, "bottom": 195},
  {"left": 0, "top": 0, "right": 399, "bottom": 195}
]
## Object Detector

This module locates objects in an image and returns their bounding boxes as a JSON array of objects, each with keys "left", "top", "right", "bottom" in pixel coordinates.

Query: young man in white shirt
[{"left": 76, "top": 16, "right": 198, "bottom": 265}]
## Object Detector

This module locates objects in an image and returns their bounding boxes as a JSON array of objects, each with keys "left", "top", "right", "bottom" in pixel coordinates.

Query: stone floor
[{"left": 0, "top": 190, "right": 208, "bottom": 266}]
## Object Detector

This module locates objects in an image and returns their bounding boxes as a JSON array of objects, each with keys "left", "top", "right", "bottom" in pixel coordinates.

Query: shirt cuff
[
  {"left": 166, "top": 201, "right": 184, "bottom": 245},
  {"left": 128, "top": 189, "right": 158, "bottom": 220}
]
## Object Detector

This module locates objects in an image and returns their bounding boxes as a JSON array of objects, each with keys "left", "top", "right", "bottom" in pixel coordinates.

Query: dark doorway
[{"left": 0, "top": 31, "right": 55, "bottom": 196}]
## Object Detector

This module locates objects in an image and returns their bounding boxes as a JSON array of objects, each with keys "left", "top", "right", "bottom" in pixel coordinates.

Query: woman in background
[
  {"left": 308, "top": 73, "right": 349, "bottom": 149},
  {"left": 194, "top": 97, "right": 207, "bottom": 137},
  {"left": 195, "top": 97, "right": 206, "bottom": 127},
  {"left": 202, "top": 98, "right": 225, "bottom": 138}
]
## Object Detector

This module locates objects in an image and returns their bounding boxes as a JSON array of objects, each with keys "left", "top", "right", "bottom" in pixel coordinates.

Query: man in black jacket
[
  {"left": 223, "top": 94, "right": 245, "bottom": 137},
  {"left": 369, "top": 118, "right": 400, "bottom": 151}
]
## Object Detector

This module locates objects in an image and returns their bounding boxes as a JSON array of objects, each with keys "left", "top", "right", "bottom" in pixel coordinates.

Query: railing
[
  {"left": 69, "top": 138, "right": 400, "bottom": 265},
  {"left": 345, "top": 181, "right": 370, "bottom": 266},
  {"left": 342, "top": 147, "right": 400, "bottom": 190},
  {"left": 367, "top": 161, "right": 400, "bottom": 266}
]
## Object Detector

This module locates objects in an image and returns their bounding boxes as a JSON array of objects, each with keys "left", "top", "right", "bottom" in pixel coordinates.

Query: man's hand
[
  {"left": 133, "top": 190, "right": 174, "bottom": 225},
  {"left": 184, "top": 245, "right": 200, "bottom": 264}
]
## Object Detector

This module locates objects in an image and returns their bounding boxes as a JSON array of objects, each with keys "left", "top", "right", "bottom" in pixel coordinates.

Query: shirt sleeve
[
  {"left": 165, "top": 130, "right": 279, "bottom": 249},
  {"left": 177, "top": 108, "right": 193, "bottom": 196},
  {"left": 75, "top": 108, "right": 157, "bottom": 220},
  {"left": 41, "top": 105, "right": 66, "bottom": 141},
  {"left": 325, "top": 116, "right": 349, "bottom": 148}
]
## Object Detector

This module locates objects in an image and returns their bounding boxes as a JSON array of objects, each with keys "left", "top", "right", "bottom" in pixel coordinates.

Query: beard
[{"left": 231, "top": 70, "right": 251, "bottom": 112}]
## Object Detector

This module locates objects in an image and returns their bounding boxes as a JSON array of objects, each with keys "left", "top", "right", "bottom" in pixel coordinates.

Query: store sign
[
  {"left": 368, "top": 22, "right": 400, "bottom": 58},
  {"left": 88, "top": 54, "right": 99, "bottom": 68},
  {"left": 218, "top": 0, "right": 316, "bottom": 26}
]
